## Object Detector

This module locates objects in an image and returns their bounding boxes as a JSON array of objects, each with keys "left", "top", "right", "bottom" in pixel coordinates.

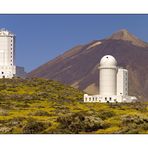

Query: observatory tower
[
  {"left": 84, "top": 55, "right": 137, "bottom": 103},
  {"left": 0, "top": 28, "right": 26, "bottom": 78},
  {"left": 0, "top": 29, "right": 16, "bottom": 78}
]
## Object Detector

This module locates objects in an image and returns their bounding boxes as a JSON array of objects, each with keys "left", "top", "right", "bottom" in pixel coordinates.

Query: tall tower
[
  {"left": 0, "top": 28, "right": 16, "bottom": 78},
  {"left": 99, "top": 55, "right": 118, "bottom": 96},
  {"left": 117, "top": 68, "right": 128, "bottom": 96}
]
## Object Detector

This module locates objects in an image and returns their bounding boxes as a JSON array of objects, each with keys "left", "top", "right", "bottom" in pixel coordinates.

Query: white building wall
[
  {"left": 0, "top": 29, "right": 16, "bottom": 78},
  {"left": 117, "top": 68, "right": 128, "bottom": 96},
  {"left": 99, "top": 68, "right": 117, "bottom": 96},
  {"left": 84, "top": 94, "right": 123, "bottom": 103}
]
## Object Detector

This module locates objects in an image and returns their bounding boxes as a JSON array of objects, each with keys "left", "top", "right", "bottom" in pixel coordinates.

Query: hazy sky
[{"left": 0, "top": 14, "right": 148, "bottom": 72}]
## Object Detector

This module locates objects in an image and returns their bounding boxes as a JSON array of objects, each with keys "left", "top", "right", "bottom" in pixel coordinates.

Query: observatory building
[
  {"left": 84, "top": 55, "right": 137, "bottom": 103},
  {"left": 0, "top": 28, "right": 26, "bottom": 78}
]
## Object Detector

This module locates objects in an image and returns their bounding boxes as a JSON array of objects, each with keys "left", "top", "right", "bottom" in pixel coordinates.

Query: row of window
[
  {"left": 0, "top": 67, "right": 12, "bottom": 69},
  {"left": 84, "top": 97, "right": 101, "bottom": 102},
  {"left": 0, "top": 71, "right": 12, "bottom": 75},
  {"left": 84, "top": 97, "right": 117, "bottom": 102}
]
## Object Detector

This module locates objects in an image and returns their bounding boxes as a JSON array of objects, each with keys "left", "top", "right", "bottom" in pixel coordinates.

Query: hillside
[
  {"left": 27, "top": 29, "right": 148, "bottom": 101},
  {"left": 1, "top": 78, "right": 148, "bottom": 134}
]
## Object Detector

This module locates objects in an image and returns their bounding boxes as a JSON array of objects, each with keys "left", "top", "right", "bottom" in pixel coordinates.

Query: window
[
  {"left": 2, "top": 72, "right": 4, "bottom": 74},
  {"left": 105, "top": 97, "right": 107, "bottom": 101},
  {"left": 109, "top": 97, "right": 112, "bottom": 101},
  {"left": 89, "top": 97, "right": 91, "bottom": 101}
]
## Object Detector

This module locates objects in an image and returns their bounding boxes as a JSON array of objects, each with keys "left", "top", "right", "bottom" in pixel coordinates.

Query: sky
[{"left": 0, "top": 14, "right": 148, "bottom": 72}]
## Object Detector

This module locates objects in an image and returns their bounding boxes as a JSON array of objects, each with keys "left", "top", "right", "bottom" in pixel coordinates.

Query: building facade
[
  {"left": 84, "top": 55, "right": 137, "bottom": 103},
  {"left": 0, "top": 29, "right": 16, "bottom": 78},
  {"left": 0, "top": 28, "right": 26, "bottom": 78}
]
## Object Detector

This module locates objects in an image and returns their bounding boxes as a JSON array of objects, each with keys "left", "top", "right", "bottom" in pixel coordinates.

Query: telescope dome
[{"left": 100, "top": 55, "right": 117, "bottom": 67}]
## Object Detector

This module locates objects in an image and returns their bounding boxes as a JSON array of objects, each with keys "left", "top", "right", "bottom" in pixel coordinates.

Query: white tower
[
  {"left": 117, "top": 68, "right": 128, "bottom": 96},
  {"left": 0, "top": 28, "right": 16, "bottom": 78},
  {"left": 99, "top": 55, "right": 117, "bottom": 96}
]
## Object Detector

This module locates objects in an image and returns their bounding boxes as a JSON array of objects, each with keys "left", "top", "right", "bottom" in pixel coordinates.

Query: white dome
[{"left": 100, "top": 55, "right": 117, "bottom": 67}]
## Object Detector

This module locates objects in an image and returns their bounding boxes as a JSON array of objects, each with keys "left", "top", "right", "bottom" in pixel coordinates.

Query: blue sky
[{"left": 0, "top": 14, "right": 148, "bottom": 72}]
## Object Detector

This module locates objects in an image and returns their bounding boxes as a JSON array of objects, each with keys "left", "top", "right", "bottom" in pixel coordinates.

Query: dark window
[
  {"left": 109, "top": 97, "right": 112, "bottom": 101},
  {"left": 105, "top": 97, "right": 107, "bottom": 101},
  {"left": 2, "top": 72, "right": 4, "bottom": 74}
]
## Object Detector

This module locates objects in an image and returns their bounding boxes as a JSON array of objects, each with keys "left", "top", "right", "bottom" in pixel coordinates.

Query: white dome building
[{"left": 84, "top": 55, "right": 137, "bottom": 103}]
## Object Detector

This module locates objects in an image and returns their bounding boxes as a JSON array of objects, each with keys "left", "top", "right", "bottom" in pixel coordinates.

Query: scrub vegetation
[{"left": 0, "top": 78, "right": 148, "bottom": 134}]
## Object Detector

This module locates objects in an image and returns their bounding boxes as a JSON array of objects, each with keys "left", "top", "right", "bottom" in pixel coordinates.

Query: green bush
[
  {"left": 57, "top": 112, "right": 109, "bottom": 133},
  {"left": 23, "top": 119, "right": 50, "bottom": 134},
  {"left": 31, "top": 110, "right": 50, "bottom": 116},
  {"left": 97, "top": 110, "right": 115, "bottom": 120},
  {"left": 120, "top": 115, "right": 148, "bottom": 133}
]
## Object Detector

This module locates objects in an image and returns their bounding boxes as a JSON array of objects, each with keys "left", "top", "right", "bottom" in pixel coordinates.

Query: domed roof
[{"left": 100, "top": 55, "right": 117, "bottom": 67}]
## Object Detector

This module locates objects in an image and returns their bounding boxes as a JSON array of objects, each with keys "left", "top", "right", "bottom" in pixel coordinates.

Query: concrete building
[
  {"left": 16, "top": 66, "right": 27, "bottom": 78},
  {"left": 0, "top": 28, "right": 26, "bottom": 78},
  {"left": 84, "top": 55, "right": 137, "bottom": 103}
]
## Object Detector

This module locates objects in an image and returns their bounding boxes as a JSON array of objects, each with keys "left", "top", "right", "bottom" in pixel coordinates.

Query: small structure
[{"left": 84, "top": 55, "right": 137, "bottom": 103}]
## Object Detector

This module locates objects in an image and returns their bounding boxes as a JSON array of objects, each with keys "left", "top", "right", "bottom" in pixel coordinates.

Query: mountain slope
[
  {"left": 108, "top": 29, "right": 148, "bottom": 47},
  {"left": 27, "top": 29, "right": 148, "bottom": 101}
]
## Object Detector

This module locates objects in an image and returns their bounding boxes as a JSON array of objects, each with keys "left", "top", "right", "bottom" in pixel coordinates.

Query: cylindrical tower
[{"left": 99, "top": 55, "right": 117, "bottom": 96}]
